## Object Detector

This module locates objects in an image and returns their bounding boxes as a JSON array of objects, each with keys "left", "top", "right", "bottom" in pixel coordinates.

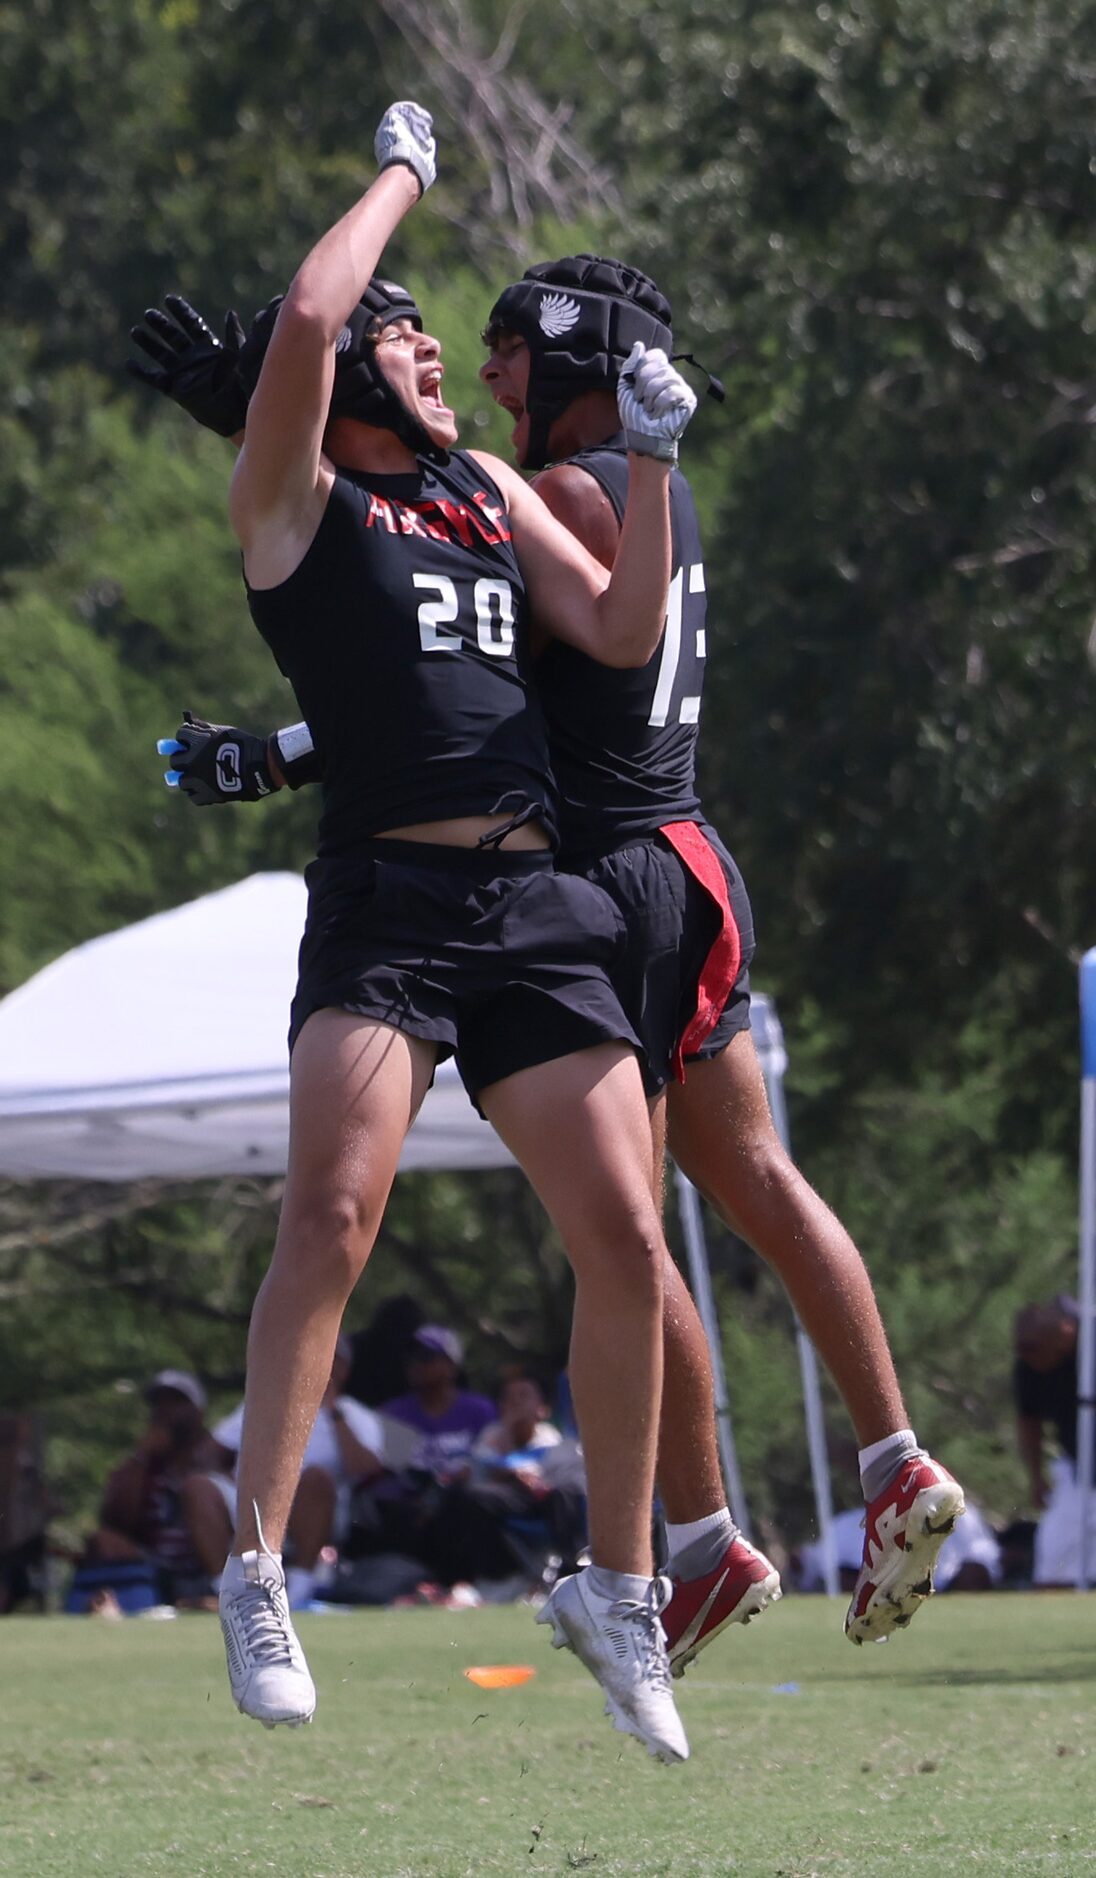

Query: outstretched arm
[
  {"left": 229, "top": 103, "right": 436, "bottom": 560},
  {"left": 127, "top": 295, "right": 248, "bottom": 441}
]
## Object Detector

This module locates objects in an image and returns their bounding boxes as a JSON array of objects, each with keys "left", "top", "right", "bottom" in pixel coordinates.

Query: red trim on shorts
[{"left": 659, "top": 821, "right": 742, "bottom": 1082}]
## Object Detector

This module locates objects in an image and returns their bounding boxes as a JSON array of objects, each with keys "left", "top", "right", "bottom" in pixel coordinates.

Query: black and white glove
[
  {"left": 374, "top": 101, "right": 436, "bottom": 196},
  {"left": 617, "top": 344, "right": 698, "bottom": 463},
  {"left": 158, "top": 713, "right": 275, "bottom": 806},
  {"left": 127, "top": 296, "right": 248, "bottom": 439},
  {"left": 158, "top": 714, "right": 321, "bottom": 804}
]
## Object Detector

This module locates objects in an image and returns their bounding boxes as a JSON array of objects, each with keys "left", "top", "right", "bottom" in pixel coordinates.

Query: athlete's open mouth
[{"left": 420, "top": 368, "right": 448, "bottom": 411}]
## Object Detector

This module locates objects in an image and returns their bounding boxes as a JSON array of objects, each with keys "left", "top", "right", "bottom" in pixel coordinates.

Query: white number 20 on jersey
[{"left": 413, "top": 574, "right": 516, "bottom": 656}]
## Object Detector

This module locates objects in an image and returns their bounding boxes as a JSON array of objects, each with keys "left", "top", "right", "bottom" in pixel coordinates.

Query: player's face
[
  {"left": 373, "top": 318, "right": 458, "bottom": 448},
  {"left": 480, "top": 331, "right": 532, "bottom": 465}
]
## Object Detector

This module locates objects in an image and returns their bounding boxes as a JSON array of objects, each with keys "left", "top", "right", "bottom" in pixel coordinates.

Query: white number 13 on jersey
[
  {"left": 413, "top": 574, "right": 516, "bottom": 656},
  {"left": 648, "top": 563, "right": 705, "bottom": 727}
]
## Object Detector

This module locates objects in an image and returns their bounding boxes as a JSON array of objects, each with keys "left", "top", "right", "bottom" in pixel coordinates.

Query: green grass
[{"left": 1, "top": 1596, "right": 1094, "bottom": 1877}]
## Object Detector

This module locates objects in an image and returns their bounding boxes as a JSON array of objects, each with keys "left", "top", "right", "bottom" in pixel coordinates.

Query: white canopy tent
[{"left": 0, "top": 873, "right": 836, "bottom": 1584}]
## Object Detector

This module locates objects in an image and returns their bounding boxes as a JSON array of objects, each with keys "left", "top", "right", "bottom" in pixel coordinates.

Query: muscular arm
[
  {"left": 473, "top": 450, "right": 672, "bottom": 668},
  {"left": 532, "top": 463, "right": 621, "bottom": 573},
  {"left": 230, "top": 164, "right": 420, "bottom": 575}
]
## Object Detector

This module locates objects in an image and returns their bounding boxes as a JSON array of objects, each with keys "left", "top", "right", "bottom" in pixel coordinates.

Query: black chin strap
[{"left": 671, "top": 353, "right": 726, "bottom": 402}]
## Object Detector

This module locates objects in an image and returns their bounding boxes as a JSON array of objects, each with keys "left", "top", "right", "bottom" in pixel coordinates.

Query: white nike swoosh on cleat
[{"left": 671, "top": 1566, "right": 731, "bottom": 1658}]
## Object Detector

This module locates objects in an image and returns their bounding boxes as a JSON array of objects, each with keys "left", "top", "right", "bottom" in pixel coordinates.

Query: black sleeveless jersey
[
  {"left": 534, "top": 438, "right": 706, "bottom": 855},
  {"left": 246, "top": 452, "right": 556, "bottom": 855}
]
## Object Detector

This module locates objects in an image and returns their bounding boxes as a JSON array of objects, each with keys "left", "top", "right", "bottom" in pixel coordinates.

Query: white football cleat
[
  {"left": 537, "top": 1569, "right": 689, "bottom": 1764},
  {"left": 219, "top": 1523, "right": 316, "bottom": 1728}
]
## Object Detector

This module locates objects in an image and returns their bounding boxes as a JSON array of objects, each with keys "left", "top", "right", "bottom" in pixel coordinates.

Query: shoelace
[
  {"left": 233, "top": 1577, "right": 295, "bottom": 1667},
  {"left": 607, "top": 1576, "right": 673, "bottom": 1692},
  {"left": 233, "top": 1501, "right": 294, "bottom": 1668}
]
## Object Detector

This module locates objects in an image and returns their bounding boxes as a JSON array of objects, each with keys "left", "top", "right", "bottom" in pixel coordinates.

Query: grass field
[{"left": 1, "top": 1594, "right": 1094, "bottom": 1878}]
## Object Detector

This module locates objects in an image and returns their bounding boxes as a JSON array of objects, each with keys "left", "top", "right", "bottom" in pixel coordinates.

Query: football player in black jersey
[
  {"left": 141, "top": 246, "right": 962, "bottom": 1668},
  {"left": 152, "top": 104, "right": 703, "bottom": 1762},
  {"left": 478, "top": 261, "right": 964, "bottom": 1658}
]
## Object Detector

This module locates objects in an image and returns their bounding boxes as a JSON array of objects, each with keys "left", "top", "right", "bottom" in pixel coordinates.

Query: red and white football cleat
[
  {"left": 845, "top": 1455, "right": 966, "bottom": 1645},
  {"left": 663, "top": 1535, "right": 782, "bottom": 1679}
]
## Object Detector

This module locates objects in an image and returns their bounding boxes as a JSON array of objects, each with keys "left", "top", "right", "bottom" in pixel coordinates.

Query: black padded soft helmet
[
  {"left": 238, "top": 278, "right": 448, "bottom": 463},
  {"left": 483, "top": 254, "right": 674, "bottom": 470}
]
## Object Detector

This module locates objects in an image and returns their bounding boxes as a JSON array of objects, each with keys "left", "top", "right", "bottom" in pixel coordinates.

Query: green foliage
[{"left": 1, "top": 0, "right": 1093, "bottom": 1547}]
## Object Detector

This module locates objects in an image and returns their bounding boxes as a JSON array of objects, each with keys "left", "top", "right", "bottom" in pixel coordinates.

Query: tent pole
[
  {"left": 1076, "top": 949, "right": 1096, "bottom": 1591},
  {"left": 759, "top": 1033, "right": 840, "bottom": 1600},
  {"left": 673, "top": 1164, "right": 752, "bottom": 1538}
]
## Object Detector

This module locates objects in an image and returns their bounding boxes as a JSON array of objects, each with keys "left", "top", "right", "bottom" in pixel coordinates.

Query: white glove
[
  {"left": 617, "top": 343, "right": 697, "bottom": 462},
  {"left": 375, "top": 101, "right": 436, "bottom": 196}
]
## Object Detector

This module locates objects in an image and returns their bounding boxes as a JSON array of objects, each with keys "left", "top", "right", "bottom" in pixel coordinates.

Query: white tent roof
[
  {"left": 0, "top": 872, "right": 786, "bottom": 1184},
  {"left": 0, "top": 873, "right": 510, "bottom": 1180}
]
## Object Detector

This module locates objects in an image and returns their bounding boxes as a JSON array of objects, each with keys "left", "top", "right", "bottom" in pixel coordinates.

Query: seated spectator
[
  {"left": 464, "top": 1369, "right": 587, "bottom": 1582},
  {"left": 345, "top": 1294, "right": 425, "bottom": 1408},
  {"left": 353, "top": 1368, "right": 586, "bottom": 1595},
  {"left": 791, "top": 1498, "right": 1000, "bottom": 1595},
  {"left": 380, "top": 1327, "right": 495, "bottom": 1481},
  {"left": 73, "top": 1370, "right": 226, "bottom": 1610},
  {"left": 213, "top": 1334, "right": 385, "bottom": 1607},
  {"left": 0, "top": 1413, "right": 48, "bottom": 1614},
  {"left": 1013, "top": 1295, "right": 1096, "bottom": 1586}
]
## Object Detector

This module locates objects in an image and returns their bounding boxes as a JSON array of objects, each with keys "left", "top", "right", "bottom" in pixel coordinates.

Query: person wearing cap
[
  {"left": 211, "top": 1336, "right": 386, "bottom": 1608},
  {"left": 380, "top": 1328, "right": 495, "bottom": 1483},
  {"left": 84, "top": 1370, "right": 227, "bottom": 1605},
  {"left": 1014, "top": 1294, "right": 1095, "bottom": 1585}
]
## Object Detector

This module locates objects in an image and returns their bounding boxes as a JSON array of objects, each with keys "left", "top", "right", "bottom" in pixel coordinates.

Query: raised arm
[
  {"left": 473, "top": 346, "right": 696, "bottom": 668},
  {"left": 229, "top": 103, "right": 435, "bottom": 563}
]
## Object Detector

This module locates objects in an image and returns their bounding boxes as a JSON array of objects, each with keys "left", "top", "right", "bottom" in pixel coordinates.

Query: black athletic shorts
[
  {"left": 561, "top": 821, "right": 754, "bottom": 1096},
  {"left": 289, "top": 838, "right": 641, "bottom": 1100}
]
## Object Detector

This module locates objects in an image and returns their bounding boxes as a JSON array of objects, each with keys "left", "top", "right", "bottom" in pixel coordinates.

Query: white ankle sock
[
  {"left": 586, "top": 1566, "right": 653, "bottom": 1603},
  {"left": 665, "top": 1508, "right": 736, "bottom": 1579},
  {"left": 665, "top": 1509, "right": 732, "bottom": 1554},
  {"left": 859, "top": 1429, "right": 921, "bottom": 1501}
]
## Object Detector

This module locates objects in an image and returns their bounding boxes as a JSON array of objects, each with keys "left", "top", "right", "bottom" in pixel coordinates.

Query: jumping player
[
  {"left": 139, "top": 259, "right": 964, "bottom": 1652},
  {"left": 148, "top": 104, "right": 710, "bottom": 1763}
]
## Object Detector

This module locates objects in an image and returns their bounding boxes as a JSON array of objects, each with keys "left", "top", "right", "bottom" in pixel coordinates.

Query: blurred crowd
[
  {"left": 54, "top": 1299, "right": 587, "bottom": 1616},
  {"left": 1, "top": 1288, "right": 1091, "bottom": 1616}
]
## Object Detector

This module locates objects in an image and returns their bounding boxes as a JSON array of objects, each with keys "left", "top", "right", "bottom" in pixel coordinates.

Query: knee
[
  {"left": 572, "top": 1205, "right": 665, "bottom": 1303},
  {"left": 275, "top": 1185, "right": 381, "bottom": 1289}
]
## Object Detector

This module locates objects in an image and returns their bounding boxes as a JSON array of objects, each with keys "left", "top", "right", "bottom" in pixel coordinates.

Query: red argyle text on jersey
[{"left": 362, "top": 488, "right": 512, "bottom": 548}]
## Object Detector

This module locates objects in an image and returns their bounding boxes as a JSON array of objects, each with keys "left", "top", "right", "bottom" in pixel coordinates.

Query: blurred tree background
[{"left": 1, "top": 0, "right": 1094, "bottom": 1550}]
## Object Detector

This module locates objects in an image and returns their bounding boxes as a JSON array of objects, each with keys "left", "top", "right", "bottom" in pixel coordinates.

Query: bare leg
[
  {"left": 480, "top": 1044, "right": 664, "bottom": 1575},
  {"left": 667, "top": 1031, "right": 907, "bottom": 1445},
  {"left": 233, "top": 1013, "right": 436, "bottom": 1555},
  {"left": 646, "top": 1092, "right": 727, "bottom": 1524}
]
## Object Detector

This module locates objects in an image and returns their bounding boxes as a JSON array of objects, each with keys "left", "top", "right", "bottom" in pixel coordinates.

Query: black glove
[
  {"left": 157, "top": 713, "right": 275, "bottom": 806},
  {"left": 127, "top": 295, "right": 248, "bottom": 438}
]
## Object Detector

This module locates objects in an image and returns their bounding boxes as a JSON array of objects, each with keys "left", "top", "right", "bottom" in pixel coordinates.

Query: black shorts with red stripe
[{"left": 560, "top": 821, "right": 755, "bottom": 1096}]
